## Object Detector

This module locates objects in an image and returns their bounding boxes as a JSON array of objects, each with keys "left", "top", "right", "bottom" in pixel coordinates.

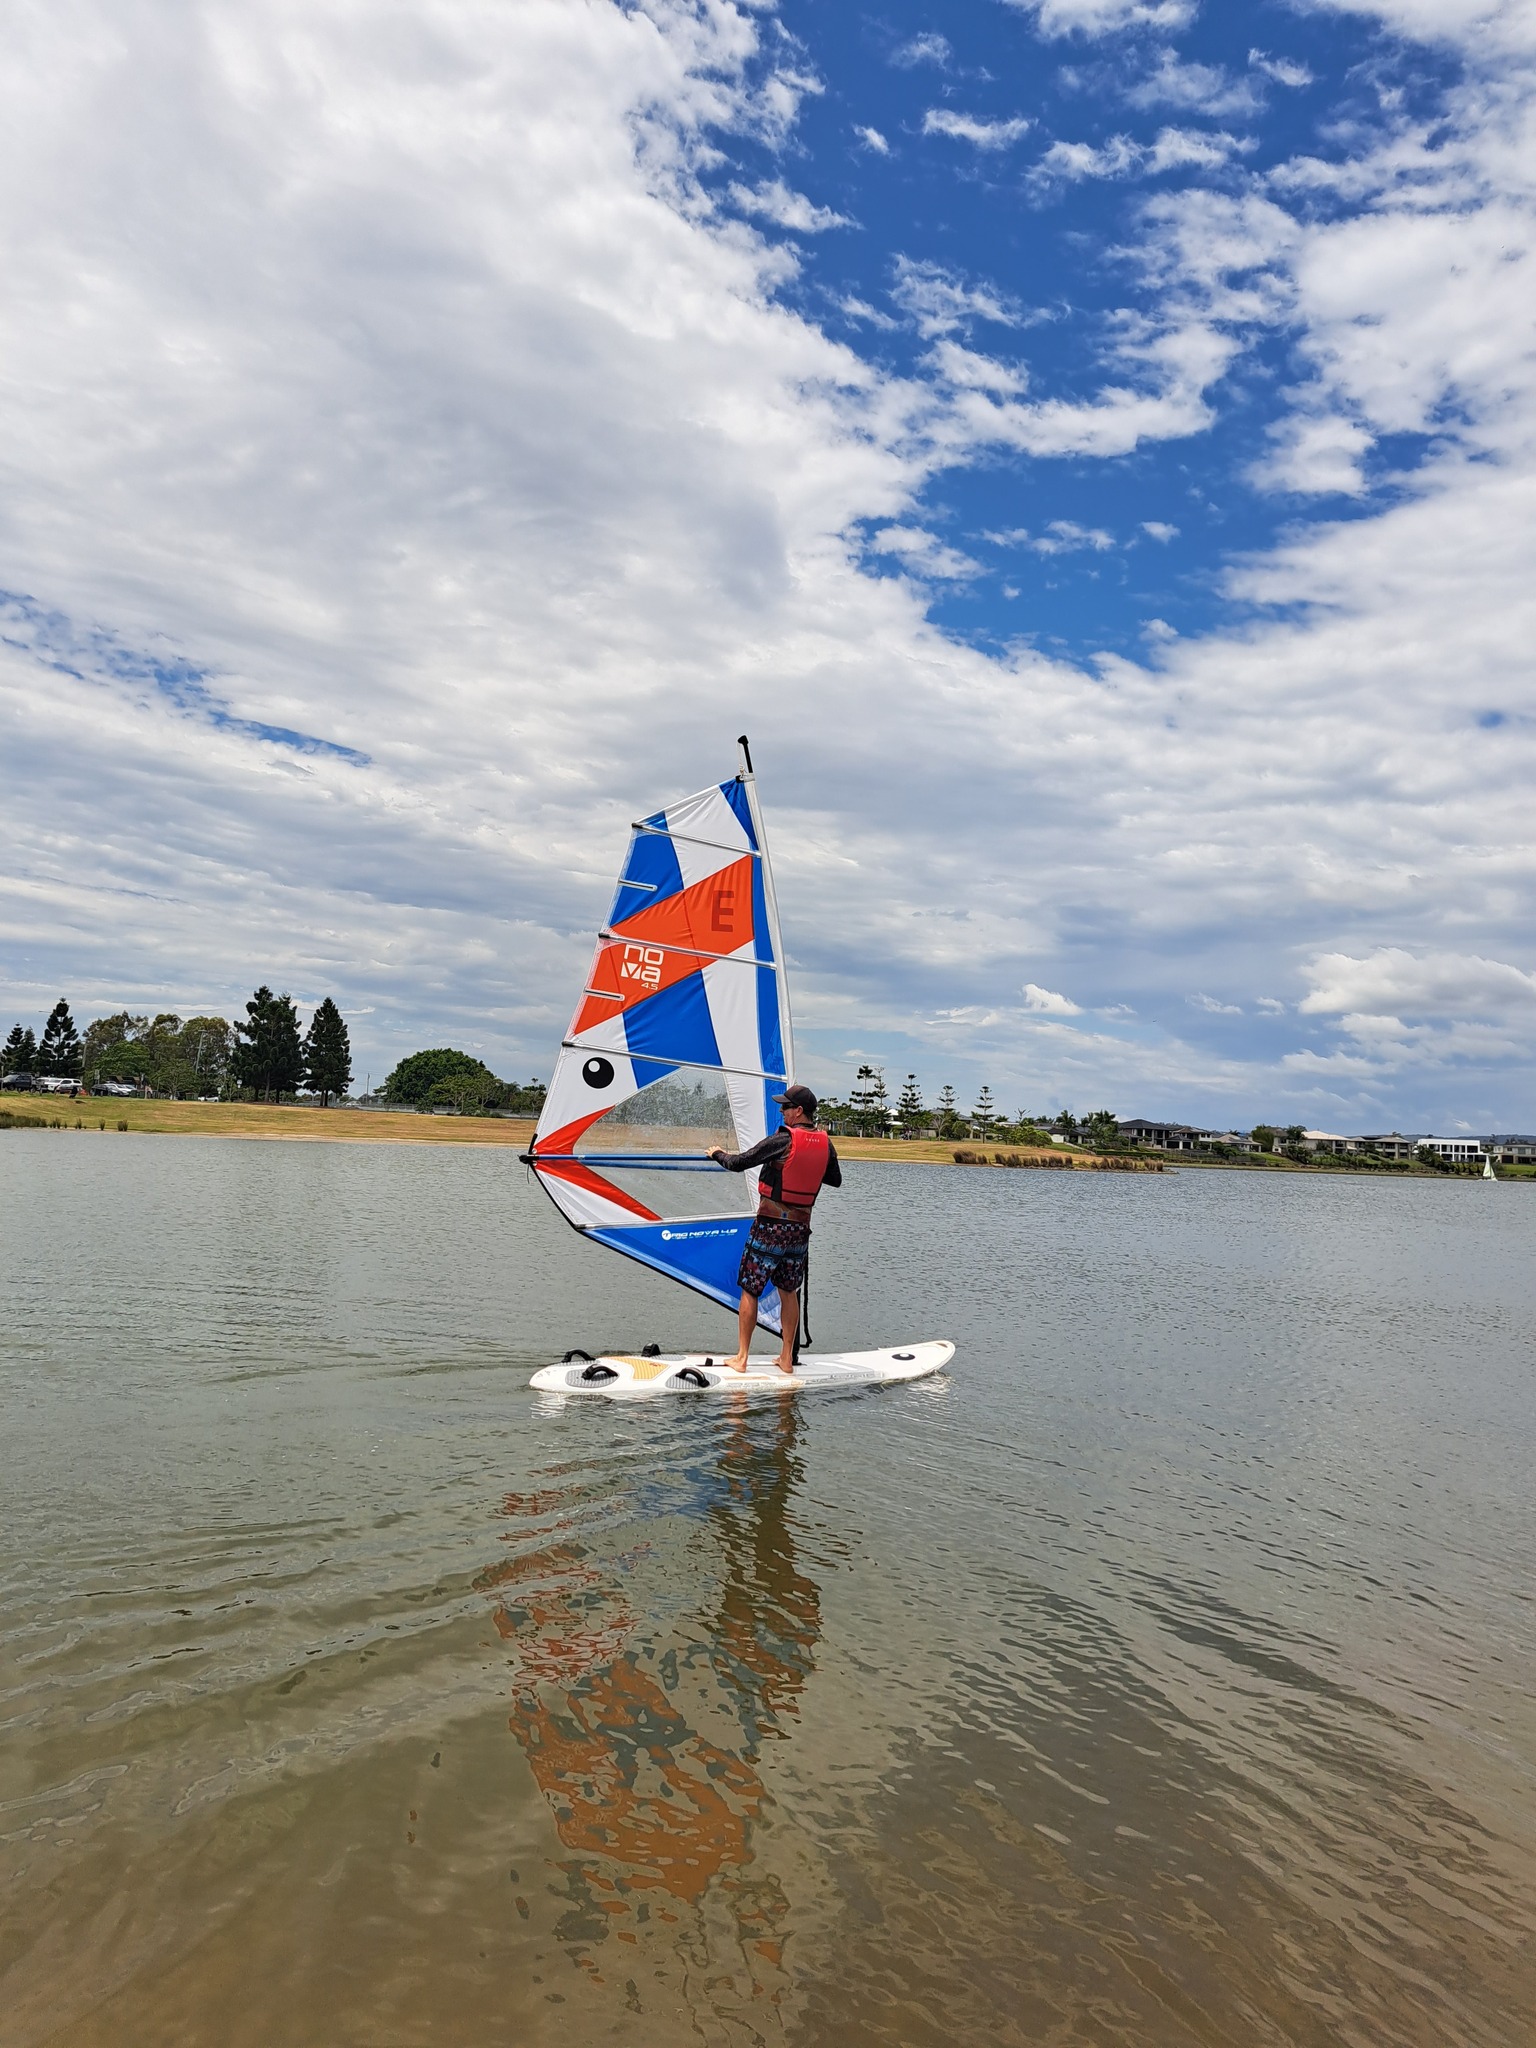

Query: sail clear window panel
[
  {"left": 587, "top": 1163, "right": 755, "bottom": 1223},
  {"left": 573, "top": 1065, "right": 740, "bottom": 1156}
]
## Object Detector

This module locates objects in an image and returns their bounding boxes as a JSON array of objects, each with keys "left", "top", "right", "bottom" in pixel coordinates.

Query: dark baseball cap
[{"left": 773, "top": 1083, "right": 818, "bottom": 1115}]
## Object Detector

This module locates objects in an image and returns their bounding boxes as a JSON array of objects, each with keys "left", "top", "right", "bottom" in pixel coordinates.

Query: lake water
[{"left": 1, "top": 1131, "right": 1533, "bottom": 2047}]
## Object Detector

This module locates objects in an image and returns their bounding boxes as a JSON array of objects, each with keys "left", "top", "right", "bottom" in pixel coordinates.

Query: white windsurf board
[{"left": 530, "top": 1340, "right": 954, "bottom": 1398}]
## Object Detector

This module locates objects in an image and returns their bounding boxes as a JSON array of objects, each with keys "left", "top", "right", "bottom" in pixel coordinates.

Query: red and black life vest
[{"left": 762, "top": 1126, "right": 830, "bottom": 1210}]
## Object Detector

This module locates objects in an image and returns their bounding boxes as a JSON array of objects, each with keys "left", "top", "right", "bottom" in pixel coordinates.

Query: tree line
[
  {"left": 2, "top": 993, "right": 547, "bottom": 1116},
  {"left": 2, "top": 989, "right": 354, "bottom": 1105},
  {"left": 819, "top": 1066, "right": 1104, "bottom": 1146},
  {"left": 817, "top": 1082, "right": 1440, "bottom": 1168}
]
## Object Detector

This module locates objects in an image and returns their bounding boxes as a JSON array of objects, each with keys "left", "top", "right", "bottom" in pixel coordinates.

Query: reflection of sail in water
[{"left": 473, "top": 1407, "right": 820, "bottom": 2021}]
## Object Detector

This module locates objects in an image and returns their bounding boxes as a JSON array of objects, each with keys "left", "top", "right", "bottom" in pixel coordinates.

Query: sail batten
[
  {"left": 555, "top": 1044, "right": 786, "bottom": 1082},
  {"left": 630, "top": 825, "right": 763, "bottom": 858},
  {"left": 597, "top": 930, "right": 781, "bottom": 970},
  {"left": 534, "top": 1152, "right": 726, "bottom": 1169},
  {"left": 528, "top": 744, "right": 794, "bottom": 1336}
]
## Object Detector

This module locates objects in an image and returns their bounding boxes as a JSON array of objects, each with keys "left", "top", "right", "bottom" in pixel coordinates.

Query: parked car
[
  {"left": 94, "top": 1080, "right": 138, "bottom": 1098},
  {"left": 36, "top": 1076, "right": 82, "bottom": 1094},
  {"left": 1, "top": 1071, "right": 38, "bottom": 1091}
]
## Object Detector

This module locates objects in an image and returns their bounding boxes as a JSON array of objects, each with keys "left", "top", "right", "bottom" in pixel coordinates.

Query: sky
[{"left": 1, "top": 0, "right": 1534, "bottom": 1131}]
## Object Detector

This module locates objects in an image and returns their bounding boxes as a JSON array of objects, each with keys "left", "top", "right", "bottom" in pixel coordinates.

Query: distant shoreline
[{"left": 5, "top": 1100, "right": 1522, "bottom": 1179}]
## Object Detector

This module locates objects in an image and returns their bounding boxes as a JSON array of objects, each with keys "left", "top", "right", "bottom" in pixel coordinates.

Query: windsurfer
[{"left": 708, "top": 1084, "right": 841, "bottom": 1374}]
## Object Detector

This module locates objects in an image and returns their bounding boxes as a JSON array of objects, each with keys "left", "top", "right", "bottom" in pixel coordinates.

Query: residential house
[
  {"left": 1413, "top": 1135, "right": 1490, "bottom": 1166},
  {"left": 1352, "top": 1133, "right": 1423, "bottom": 1161},
  {"left": 1478, "top": 1134, "right": 1536, "bottom": 1164},
  {"left": 1117, "top": 1119, "right": 1214, "bottom": 1151}
]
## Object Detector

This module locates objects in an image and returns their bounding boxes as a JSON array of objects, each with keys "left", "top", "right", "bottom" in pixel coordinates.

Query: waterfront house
[
  {"left": 1478, "top": 1134, "right": 1536, "bottom": 1164},
  {"left": 1353, "top": 1133, "right": 1423, "bottom": 1161},
  {"left": 1118, "top": 1119, "right": 1214, "bottom": 1151},
  {"left": 1413, "top": 1135, "right": 1491, "bottom": 1165}
]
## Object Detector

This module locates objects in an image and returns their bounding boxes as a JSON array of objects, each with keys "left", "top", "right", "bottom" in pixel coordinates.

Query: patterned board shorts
[{"left": 737, "top": 1216, "right": 811, "bottom": 1300}]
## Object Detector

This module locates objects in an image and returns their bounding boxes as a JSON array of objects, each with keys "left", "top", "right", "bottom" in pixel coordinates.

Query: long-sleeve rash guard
[{"left": 715, "top": 1126, "right": 842, "bottom": 1204}]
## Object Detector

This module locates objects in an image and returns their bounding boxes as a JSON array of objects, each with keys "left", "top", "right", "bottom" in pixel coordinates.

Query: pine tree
[
  {"left": 850, "top": 1064, "right": 889, "bottom": 1137},
  {"left": 935, "top": 1083, "right": 963, "bottom": 1140},
  {"left": 233, "top": 986, "right": 305, "bottom": 1101},
  {"left": 233, "top": 987, "right": 274, "bottom": 1098},
  {"left": 303, "top": 998, "right": 352, "bottom": 1107},
  {"left": 3, "top": 1023, "right": 35, "bottom": 1076},
  {"left": 971, "top": 1085, "right": 998, "bottom": 1140},
  {"left": 38, "top": 1000, "right": 83, "bottom": 1078},
  {"left": 269, "top": 994, "right": 304, "bottom": 1101},
  {"left": 897, "top": 1072, "right": 926, "bottom": 1138}
]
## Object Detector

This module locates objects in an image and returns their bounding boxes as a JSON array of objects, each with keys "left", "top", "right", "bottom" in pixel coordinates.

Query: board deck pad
[{"left": 529, "top": 1340, "right": 954, "bottom": 1397}]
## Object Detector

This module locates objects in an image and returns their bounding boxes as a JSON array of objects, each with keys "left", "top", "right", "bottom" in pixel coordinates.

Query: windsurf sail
[{"left": 526, "top": 737, "right": 796, "bottom": 1333}]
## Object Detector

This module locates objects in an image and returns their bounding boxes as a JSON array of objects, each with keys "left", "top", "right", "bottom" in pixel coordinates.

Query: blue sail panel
[
  {"left": 748, "top": 853, "right": 785, "bottom": 1133},
  {"left": 587, "top": 1216, "right": 782, "bottom": 1335},
  {"left": 720, "top": 776, "right": 758, "bottom": 848},
  {"left": 609, "top": 825, "right": 684, "bottom": 925},
  {"left": 620, "top": 969, "right": 722, "bottom": 1069},
  {"left": 748, "top": 827, "right": 776, "bottom": 968}
]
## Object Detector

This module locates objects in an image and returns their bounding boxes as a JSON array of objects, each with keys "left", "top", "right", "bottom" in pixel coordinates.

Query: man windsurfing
[{"left": 708, "top": 1084, "right": 840, "bottom": 1374}]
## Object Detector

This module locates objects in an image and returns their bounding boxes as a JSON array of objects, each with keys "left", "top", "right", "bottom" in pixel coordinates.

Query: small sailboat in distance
[{"left": 524, "top": 738, "right": 953, "bottom": 1397}]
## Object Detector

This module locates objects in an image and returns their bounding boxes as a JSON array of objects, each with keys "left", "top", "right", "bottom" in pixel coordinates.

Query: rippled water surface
[{"left": 2, "top": 1131, "right": 1533, "bottom": 2046}]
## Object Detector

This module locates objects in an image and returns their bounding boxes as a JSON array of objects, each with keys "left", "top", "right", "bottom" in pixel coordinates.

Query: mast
[{"left": 736, "top": 735, "right": 796, "bottom": 1086}]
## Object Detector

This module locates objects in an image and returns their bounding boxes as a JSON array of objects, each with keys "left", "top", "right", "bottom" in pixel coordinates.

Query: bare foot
[
  {"left": 721, "top": 1354, "right": 750, "bottom": 1374},
  {"left": 774, "top": 1356, "right": 797, "bottom": 1375}
]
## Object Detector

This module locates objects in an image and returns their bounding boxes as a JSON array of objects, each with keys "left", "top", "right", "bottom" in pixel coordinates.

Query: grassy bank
[
  {"left": 833, "top": 1135, "right": 1164, "bottom": 1170},
  {"left": 4, "top": 1098, "right": 538, "bottom": 1146}
]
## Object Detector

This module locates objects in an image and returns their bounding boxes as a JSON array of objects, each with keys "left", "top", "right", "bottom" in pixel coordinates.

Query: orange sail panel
[{"left": 571, "top": 856, "right": 756, "bottom": 1038}]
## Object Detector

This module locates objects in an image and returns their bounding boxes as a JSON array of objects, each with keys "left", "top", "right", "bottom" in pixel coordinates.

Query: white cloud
[
  {"left": 1027, "top": 520, "right": 1115, "bottom": 552},
  {"left": 1003, "top": 0, "right": 1196, "bottom": 37},
  {"left": 1126, "top": 50, "right": 1262, "bottom": 118},
  {"left": 1022, "top": 983, "right": 1083, "bottom": 1013},
  {"left": 728, "top": 178, "right": 851, "bottom": 232},
  {"left": 855, "top": 125, "right": 890, "bottom": 154},
  {"left": 1249, "top": 50, "right": 1314, "bottom": 88},
  {"left": 932, "top": 302, "right": 1236, "bottom": 457},
  {"left": 1300, "top": 949, "right": 1536, "bottom": 1019},
  {"left": 1250, "top": 413, "right": 1372, "bottom": 495},
  {"left": 1031, "top": 126, "right": 1250, "bottom": 186},
  {"left": 923, "top": 109, "right": 1033, "bottom": 149},
  {"left": 891, "top": 257, "right": 1019, "bottom": 335},
  {"left": 891, "top": 33, "right": 951, "bottom": 68},
  {"left": 1256, "top": 996, "right": 1285, "bottom": 1013},
  {"left": 1309, "top": 0, "right": 1536, "bottom": 58},
  {"left": 839, "top": 294, "right": 898, "bottom": 330},
  {"left": 1191, "top": 993, "right": 1242, "bottom": 1013},
  {"left": 866, "top": 526, "right": 981, "bottom": 580},
  {"left": 1141, "top": 519, "right": 1179, "bottom": 539},
  {"left": 1033, "top": 135, "right": 1143, "bottom": 183},
  {"left": 928, "top": 340, "right": 1029, "bottom": 394},
  {"left": 1147, "top": 127, "right": 1252, "bottom": 172}
]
